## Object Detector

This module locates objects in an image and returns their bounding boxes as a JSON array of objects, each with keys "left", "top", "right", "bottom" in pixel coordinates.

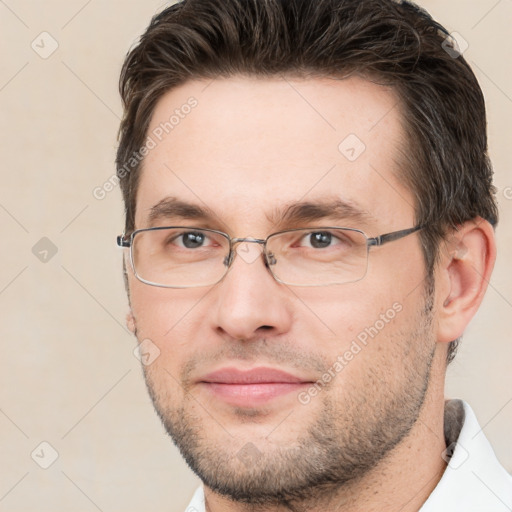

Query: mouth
[{"left": 198, "top": 367, "right": 313, "bottom": 407}]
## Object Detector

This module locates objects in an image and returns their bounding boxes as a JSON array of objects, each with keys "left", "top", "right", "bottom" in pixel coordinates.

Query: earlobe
[{"left": 436, "top": 218, "right": 496, "bottom": 344}]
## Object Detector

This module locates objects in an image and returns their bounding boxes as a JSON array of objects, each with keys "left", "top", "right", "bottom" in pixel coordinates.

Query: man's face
[{"left": 127, "top": 76, "right": 438, "bottom": 504}]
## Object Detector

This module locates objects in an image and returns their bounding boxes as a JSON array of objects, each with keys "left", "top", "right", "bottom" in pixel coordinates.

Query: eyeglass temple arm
[
  {"left": 117, "top": 235, "right": 131, "bottom": 248},
  {"left": 367, "top": 225, "right": 423, "bottom": 247}
]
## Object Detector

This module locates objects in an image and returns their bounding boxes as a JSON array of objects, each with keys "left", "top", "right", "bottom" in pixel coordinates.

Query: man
[{"left": 115, "top": 0, "right": 512, "bottom": 510}]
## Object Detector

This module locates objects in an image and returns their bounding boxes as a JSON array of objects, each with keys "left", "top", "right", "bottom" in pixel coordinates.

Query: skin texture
[{"left": 125, "top": 76, "right": 495, "bottom": 511}]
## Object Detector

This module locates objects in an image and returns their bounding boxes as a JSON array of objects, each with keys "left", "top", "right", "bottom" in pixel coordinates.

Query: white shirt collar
[
  {"left": 419, "top": 399, "right": 512, "bottom": 511},
  {"left": 184, "top": 399, "right": 512, "bottom": 511}
]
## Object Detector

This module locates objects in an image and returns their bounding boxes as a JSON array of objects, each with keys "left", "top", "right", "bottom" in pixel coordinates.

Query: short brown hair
[{"left": 116, "top": 0, "right": 498, "bottom": 363}]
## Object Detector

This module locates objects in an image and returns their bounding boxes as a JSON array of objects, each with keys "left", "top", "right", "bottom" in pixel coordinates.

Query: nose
[{"left": 212, "top": 241, "right": 293, "bottom": 341}]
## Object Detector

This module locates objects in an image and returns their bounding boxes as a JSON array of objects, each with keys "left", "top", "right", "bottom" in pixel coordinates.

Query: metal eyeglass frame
[{"left": 117, "top": 224, "right": 423, "bottom": 288}]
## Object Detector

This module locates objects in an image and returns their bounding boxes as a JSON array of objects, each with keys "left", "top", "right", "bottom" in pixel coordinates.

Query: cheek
[
  {"left": 370, "top": 240, "right": 426, "bottom": 295},
  {"left": 291, "top": 280, "right": 420, "bottom": 368},
  {"left": 290, "top": 282, "right": 397, "bottom": 335},
  {"left": 129, "top": 280, "right": 209, "bottom": 351},
  {"left": 320, "top": 298, "right": 426, "bottom": 394},
  {"left": 132, "top": 287, "right": 207, "bottom": 393}
]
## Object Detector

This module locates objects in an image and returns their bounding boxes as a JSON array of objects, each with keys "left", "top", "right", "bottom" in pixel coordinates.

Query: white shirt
[{"left": 184, "top": 400, "right": 512, "bottom": 511}]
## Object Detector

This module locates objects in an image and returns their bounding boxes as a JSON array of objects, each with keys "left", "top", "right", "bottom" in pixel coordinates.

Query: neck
[{"left": 204, "top": 351, "right": 448, "bottom": 512}]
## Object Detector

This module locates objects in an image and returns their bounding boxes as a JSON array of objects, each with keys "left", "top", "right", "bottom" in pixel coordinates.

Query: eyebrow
[
  {"left": 147, "top": 197, "right": 215, "bottom": 225},
  {"left": 145, "top": 196, "right": 376, "bottom": 229},
  {"left": 268, "top": 199, "right": 376, "bottom": 228}
]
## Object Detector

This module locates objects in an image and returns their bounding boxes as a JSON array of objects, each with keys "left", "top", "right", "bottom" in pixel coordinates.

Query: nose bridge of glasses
[
  {"left": 230, "top": 237, "right": 266, "bottom": 245},
  {"left": 224, "top": 237, "right": 269, "bottom": 268}
]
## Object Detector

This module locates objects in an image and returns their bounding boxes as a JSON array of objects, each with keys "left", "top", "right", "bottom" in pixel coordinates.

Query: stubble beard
[{"left": 141, "top": 296, "right": 436, "bottom": 508}]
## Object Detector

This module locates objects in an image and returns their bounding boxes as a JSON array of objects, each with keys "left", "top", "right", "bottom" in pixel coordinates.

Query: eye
[
  {"left": 300, "top": 231, "right": 344, "bottom": 249},
  {"left": 173, "top": 231, "right": 209, "bottom": 249}
]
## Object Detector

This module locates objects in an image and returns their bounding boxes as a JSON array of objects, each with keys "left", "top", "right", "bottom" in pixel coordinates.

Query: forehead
[{"left": 135, "top": 75, "right": 413, "bottom": 233}]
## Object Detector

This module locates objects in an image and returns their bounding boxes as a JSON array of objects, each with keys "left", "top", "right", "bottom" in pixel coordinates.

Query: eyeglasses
[{"left": 117, "top": 225, "right": 423, "bottom": 288}]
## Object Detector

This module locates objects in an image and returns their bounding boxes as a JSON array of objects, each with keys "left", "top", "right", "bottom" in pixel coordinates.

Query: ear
[
  {"left": 122, "top": 254, "right": 136, "bottom": 334},
  {"left": 126, "top": 310, "right": 137, "bottom": 334},
  {"left": 436, "top": 217, "right": 496, "bottom": 343}
]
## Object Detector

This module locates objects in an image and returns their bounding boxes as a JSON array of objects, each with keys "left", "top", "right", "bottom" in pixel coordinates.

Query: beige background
[{"left": 0, "top": 1, "right": 511, "bottom": 511}]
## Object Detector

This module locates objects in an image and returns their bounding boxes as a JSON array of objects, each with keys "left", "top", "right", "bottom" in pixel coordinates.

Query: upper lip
[{"left": 199, "top": 367, "right": 311, "bottom": 384}]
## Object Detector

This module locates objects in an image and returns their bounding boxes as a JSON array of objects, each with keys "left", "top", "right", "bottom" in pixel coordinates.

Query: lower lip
[{"left": 201, "top": 382, "right": 309, "bottom": 407}]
